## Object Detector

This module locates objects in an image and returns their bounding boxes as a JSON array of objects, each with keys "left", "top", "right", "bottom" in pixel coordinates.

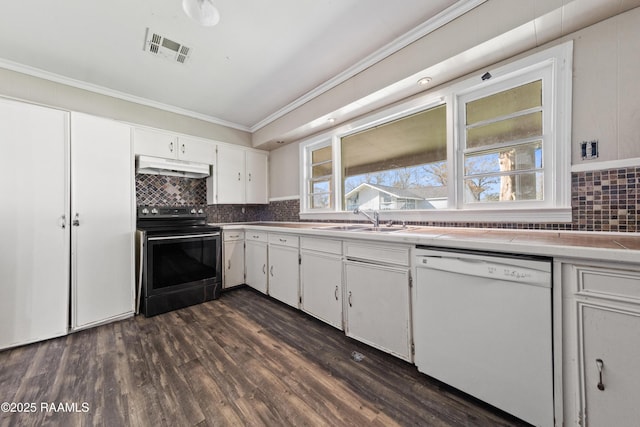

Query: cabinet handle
[
  {"left": 169, "top": 142, "right": 174, "bottom": 152},
  {"left": 72, "top": 213, "right": 80, "bottom": 227},
  {"left": 238, "top": 172, "right": 241, "bottom": 181},
  {"left": 262, "top": 264, "right": 266, "bottom": 275},
  {"left": 334, "top": 286, "right": 339, "bottom": 301},
  {"left": 181, "top": 143, "right": 186, "bottom": 154},
  {"left": 248, "top": 173, "right": 252, "bottom": 182},
  {"left": 59, "top": 215, "right": 67, "bottom": 229},
  {"left": 348, "top": 291, "right": 352, "bottom": 307},
  {"left": 227, "top": 260, "right": 231, "bottom": 270},
  {"left": 596, "top": 358, "right": 605, "bottom": 391},
  {"left": 270, "top": 266, "right": 274, "bottom": 277}
]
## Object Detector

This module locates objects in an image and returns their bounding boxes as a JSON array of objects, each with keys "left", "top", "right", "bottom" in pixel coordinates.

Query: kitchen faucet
[{"left": 353, "top": 207, "right": 379, "bottom": 227}]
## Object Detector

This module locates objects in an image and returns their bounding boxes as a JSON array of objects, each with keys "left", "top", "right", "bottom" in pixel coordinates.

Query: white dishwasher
[{"left": 413, "top": 246, "right": 554, "bottom": 427}]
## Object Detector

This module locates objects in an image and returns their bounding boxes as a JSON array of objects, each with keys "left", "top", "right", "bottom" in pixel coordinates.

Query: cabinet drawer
[
  {"left": 268, "top": 233, "right": 299, "bottom": 248},
  {"left": 344, "top": 241, "right": 409, "bottom": 266},
  {"left": 223, "top": 231, "right": 245, "bottom": 242},
  {"left": 245, "top": 230, "right": 268, "bottom": 242},
  {"left": 301, "top": 237, "right": 342, "bottom": 255},
  {"left": 578, "top": 267, "right": 640, "bottom": 303}
]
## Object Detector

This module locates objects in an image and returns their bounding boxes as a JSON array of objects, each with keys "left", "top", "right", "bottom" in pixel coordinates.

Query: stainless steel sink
[
  {"left": 313, "top": 224, "right": 370, "bottom": 231},
  {"left": 314, "top": 224, "right": 415, "bottom": 233},
  {"left": 360, "top": 226, "right": 416, "bottom": 233}
]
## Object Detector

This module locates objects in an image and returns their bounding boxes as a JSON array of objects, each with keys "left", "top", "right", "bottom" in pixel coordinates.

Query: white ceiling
[{"left": 0, "top": 0, "right": 463, "bottom": 131}]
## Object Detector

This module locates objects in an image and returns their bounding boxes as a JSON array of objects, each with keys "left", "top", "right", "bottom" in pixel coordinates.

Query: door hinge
[
  {"left": 411, "top": 341, "right": 415, "bottom": 356},
  {"left": 299, "top": 295, "right": 302, "bottom": 304},
  {"left": 409, "top": 274, "right": 413, "bottom": 288},
  {"left": 299, "top": 254, "right": 302, "bottom": 265}
]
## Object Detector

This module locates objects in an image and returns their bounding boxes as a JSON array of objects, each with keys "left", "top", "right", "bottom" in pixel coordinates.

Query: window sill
[{"left": 300, "top": 207, "right": 572, "bottom": 224}]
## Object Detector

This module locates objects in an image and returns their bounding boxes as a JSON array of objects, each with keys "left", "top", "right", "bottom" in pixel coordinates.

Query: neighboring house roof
[{"left": 345, "top": 182, "right": 447, "bottom": 200}]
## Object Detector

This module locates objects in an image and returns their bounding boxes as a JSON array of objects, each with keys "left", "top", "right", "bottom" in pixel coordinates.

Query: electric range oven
[{"left": 136, "top": 206, "right": 221, "bottom": 317}]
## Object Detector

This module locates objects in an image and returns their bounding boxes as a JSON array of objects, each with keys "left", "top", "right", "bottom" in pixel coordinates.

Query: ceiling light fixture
[
  {"left": 417, "top": 77, "right": 432, "bottom": 86},
  {"left": 182, "top": 0, "right": 220, "bottom": 27}
]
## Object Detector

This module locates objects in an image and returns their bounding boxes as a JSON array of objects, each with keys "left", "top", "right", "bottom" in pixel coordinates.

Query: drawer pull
[
  {"left": 279, "top": 238, "right": 287, "bottom": 243},
  {"left": 253, "top": 235, "right": 260, "bottom": 239},
  {"left": 596, "top": 358, "right": 605, "bottom": 391}
]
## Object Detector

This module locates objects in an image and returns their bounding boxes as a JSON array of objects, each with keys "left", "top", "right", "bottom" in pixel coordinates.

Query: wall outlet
[{"left": 580, "top": 140, "right": 599, "bottom": 160}]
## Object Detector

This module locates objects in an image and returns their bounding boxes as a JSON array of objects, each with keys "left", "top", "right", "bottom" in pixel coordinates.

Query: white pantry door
[
  {"left": 0, "top": 98, "right": 69, "bottom": 349},
  {"left": 70, "top": 113, "right": 134, "bottom": 329}
]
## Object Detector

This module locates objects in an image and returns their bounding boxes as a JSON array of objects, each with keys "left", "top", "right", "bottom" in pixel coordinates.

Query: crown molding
[
  {"left": 249, "top": 0, "right": 487, "bottom": 132},
  {"left": 0, "top": 57, "right": 251, "bottom": 132}
]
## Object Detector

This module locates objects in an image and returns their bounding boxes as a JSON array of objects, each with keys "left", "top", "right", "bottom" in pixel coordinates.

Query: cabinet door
[
  {"left": 178, "top": 136, "right": 215, "bottom": 164},
  {"left": 216, "top": 144, "right": 246, "bottom": 204},
  {"left": 134, "top": 127, "right": 176, "bottom": 158},
  {"left": 223, "top": 240, "right": 245, "bottom": 288},
  {"left": 581, "top": 304, "right": 640, "bottom": 426},
  {"left": 0, "top": 99, "right": 69, "bottom": 349},
  {"left": 71, "top": 113, "right": 134, "bottom": 330},
  {"left": 268, "top": 245, "right": 299, "bottom": 308},
  {"left": 300, "top": 251, "right": 342, "bottom": 330},
  {"left": 246, "top": 150, "right": 268, "bottom": 204},
  {"left": 344, "top": 261, "right": 411, "bottom": 361},
  {"left": 246, "top": 241, "right": 268, "bottom": 294}
]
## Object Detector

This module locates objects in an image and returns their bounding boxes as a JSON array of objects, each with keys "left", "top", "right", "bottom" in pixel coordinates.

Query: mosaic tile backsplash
[
  {"left": 135, "top": 174, "right": 207, "bottom": 207},
  {"left": 135, "top": 166, "right": 639, "bottom": 232}
]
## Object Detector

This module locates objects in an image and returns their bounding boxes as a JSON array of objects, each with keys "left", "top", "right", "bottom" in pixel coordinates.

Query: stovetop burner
[{"left": 136, "top": 205, "right": 219, "bottom": 234}]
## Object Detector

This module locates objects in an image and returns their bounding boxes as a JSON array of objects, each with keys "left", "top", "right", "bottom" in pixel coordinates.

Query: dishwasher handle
[{"left": 416, "top": 255, "right": 550, "bottom": 287}]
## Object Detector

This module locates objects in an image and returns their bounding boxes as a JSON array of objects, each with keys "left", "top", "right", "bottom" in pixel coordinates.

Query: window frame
[{"left": 299, "top": 42, "right": 572, "bottom": 223}]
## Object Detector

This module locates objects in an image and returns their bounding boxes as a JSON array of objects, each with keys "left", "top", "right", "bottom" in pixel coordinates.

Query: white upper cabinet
[
  {"left": 177, "top": 135, "right": 216, "bottom": 164},
  {"left": 215, "top": 144, "right": 246, "bottom": 204},
  {"left": 245, "top": 150, "right": 268, "bottom": 204},
  {"left": 134, "top": 128, "right": 215, "bottom": 164},
  {"left": 210, "top": 144, "right": 269, "bottom": 204}
]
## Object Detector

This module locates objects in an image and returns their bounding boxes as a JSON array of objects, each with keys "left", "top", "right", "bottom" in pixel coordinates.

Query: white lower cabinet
[
  {"left": 223, "top": 231, "right": 245, "bottom": 289},
  {"left": 580, "top": 304, "right": 640, "bottom": 426},
  {"left": 300, "top": 237, "right": 343, "bottom": 330},
  {"left": 560, "top": 262, "right": 640, "bottom": 427},
  {"left": 561, "top": 264, "right": 640, "bottom": 427},
  {"left": 268, "top": 233, "right": 299, "bottom": 308},
  {"left": 343, "top": 241, "right": 411, "bottom": 362},
  {"left": 245, "top": 230, "right": 268, "bottom": 294}
]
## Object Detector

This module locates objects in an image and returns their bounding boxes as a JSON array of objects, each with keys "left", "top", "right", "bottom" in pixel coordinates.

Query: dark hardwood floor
[{"left": 0, "top": 287, "right": 529, "bottom": 427}]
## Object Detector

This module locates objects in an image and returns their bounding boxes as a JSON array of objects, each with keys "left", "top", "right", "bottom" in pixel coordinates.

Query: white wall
[
  {"left": 268, "top": 142, "right": 300, "bottom": 200},
  {"left": 571, "top": 8, "right": 640, "bottom": 164},
  {"left": 0, "top": 67, "right": 251, "bottom": 147},
  {"left": 267, "top": 7, "right": 640, "bottom": 198}
]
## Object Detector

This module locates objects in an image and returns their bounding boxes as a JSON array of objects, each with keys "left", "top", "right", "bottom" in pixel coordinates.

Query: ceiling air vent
[{"left": 144, "top": 28, "right": 192, "bottom": 64}]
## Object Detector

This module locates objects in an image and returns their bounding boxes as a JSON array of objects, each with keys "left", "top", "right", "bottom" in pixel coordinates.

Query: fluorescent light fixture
[{"left": 182, "top": 0, "right": 220, "bottom": 27}]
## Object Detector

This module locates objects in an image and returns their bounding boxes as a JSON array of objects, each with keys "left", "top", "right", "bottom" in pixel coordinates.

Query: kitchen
[{"left": 1, "top": 1, "right": 640, "bottom": 426}]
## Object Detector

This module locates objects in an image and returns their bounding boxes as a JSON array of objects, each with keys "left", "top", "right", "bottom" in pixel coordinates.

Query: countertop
[{"left": 214, "top": 221, "right": 640, "bottom": 264}]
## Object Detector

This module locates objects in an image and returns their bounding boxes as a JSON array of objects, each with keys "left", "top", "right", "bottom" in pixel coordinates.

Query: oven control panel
[{"left": 137, "top": 206, "right": 205, "bottom": 218}]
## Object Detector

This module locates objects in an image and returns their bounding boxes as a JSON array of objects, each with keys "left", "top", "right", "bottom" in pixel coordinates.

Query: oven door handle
[{"left": 148, "top": 232, "right": 220, "bottom": 241}]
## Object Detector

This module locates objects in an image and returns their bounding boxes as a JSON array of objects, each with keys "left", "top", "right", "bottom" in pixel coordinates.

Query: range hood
[{"left": 136, "top": 155, "right": 210, "bottom": 178}]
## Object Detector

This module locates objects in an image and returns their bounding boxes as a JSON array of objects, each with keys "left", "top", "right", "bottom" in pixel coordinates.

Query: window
[
  {"left": 300, "top": 42, "right": 572, "bottom": 222},
  {"left": 460, "top": 79, "right": 545, "bottom": 204},
  {"left": 303, "top": 141, "right": 333, "bottom": 210},
  {"left": 341, "top": 104, "right": 447, "bottom": 211}
]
